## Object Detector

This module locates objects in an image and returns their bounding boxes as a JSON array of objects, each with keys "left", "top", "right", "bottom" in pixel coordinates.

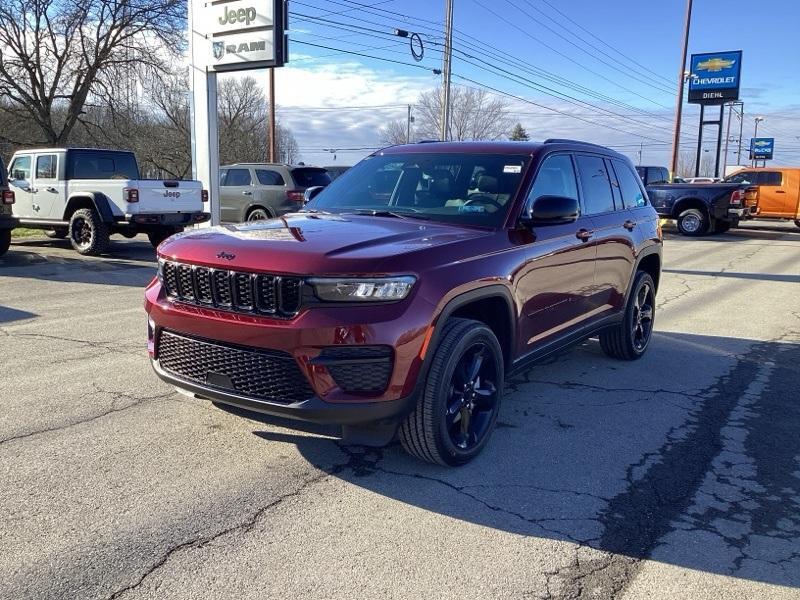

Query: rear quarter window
[
  {"left": 760, "top": 172, "right": 782, "bottom": 186},
  {"left": 68, "top": 151, "right": 139, "bottom": 180},
  {"left": 291, "top": 168, "right": 331, "bottom": 188}
]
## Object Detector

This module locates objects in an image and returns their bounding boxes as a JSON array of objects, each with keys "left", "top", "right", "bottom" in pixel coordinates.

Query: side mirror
[
  {"left": 523, "top": 195, "right": 580, "bottom": 226},
  {"left": 303, "top": 186, "right": 324, "bottom": 204}
]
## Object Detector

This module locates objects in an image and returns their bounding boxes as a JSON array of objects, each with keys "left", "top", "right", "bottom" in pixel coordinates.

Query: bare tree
[
  {"left": 676, "top": 150, "right": 717, "bottom": 178},
  {"left": 379, "top": 119, "right": 410, "bottom": 145},
  {"left": 0, "top": 0, "right": 185, "bottom": 145},
  {"left": 414, "top": 86, "right": 512, "bottom": 141}
]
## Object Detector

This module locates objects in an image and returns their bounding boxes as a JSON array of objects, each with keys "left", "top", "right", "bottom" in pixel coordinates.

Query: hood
[{"left": 158, "top": 213, "right": 492, "bottom": 274}]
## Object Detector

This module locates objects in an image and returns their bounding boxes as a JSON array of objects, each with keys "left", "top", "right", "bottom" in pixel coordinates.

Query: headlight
[{"left": 308, "top": 276, "right": 416, "bottom": 302}]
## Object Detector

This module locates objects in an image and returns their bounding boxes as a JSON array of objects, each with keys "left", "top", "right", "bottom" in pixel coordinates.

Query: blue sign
[
  {"left": 688, "top": 50, "right": 742, "bottom": 104},
  {"left": 750, "top": 137, "right": 774, "bottom": 160}
]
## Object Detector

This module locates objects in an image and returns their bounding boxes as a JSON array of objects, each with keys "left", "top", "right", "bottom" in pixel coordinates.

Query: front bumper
[
  {"left": 151, "top": 358, "right": 417, "bottom": 425},
  {"left": 123, "top": 212, "right": 210, "bottom": 227}
]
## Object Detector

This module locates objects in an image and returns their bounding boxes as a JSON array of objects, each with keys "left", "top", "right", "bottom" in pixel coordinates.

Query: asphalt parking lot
[{"left": 1, "top": 223, "right": 799, "bottom": 600}]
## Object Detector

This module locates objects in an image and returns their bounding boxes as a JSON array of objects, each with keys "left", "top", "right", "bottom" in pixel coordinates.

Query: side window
[
  {"left": 256, "top": 169, "right": 285, "bottom": 186},
  {"left": 35, "top": 155, "right": 57, "bottom": 180},
  {"left": 647, "top": 167, "right": 669, "bottom": 185},
  {"left": 726, "top": 171, "right": 756, "bottom": 184},
  {"left": 224, "top": 168, "right": 251, "bottom": 186},
  {"left": 575, "top": 155, "right": 615, "bottom": 215},
  {"left": 526, "top": 154, "right": 579, "bottom": 207},
  {"left": 612, "top": 160, "right": 647, "bottom": 208},
  {"left": 760, "top": 172, "right": 782, "bottom": 186},
  {"left": 10, "top": 156, "right": 31, "bottom": 181},
  {"left": 605, "top": 159, "right": 623, "bottom": 210}
]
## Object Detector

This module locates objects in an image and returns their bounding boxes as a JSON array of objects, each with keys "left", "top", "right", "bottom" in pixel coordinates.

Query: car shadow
[
  {"left": 0, "top": 306, "right": 38, "bottom": 323},
  {"left": 235, "top": 331, "right": 800, "bottom": 589}
]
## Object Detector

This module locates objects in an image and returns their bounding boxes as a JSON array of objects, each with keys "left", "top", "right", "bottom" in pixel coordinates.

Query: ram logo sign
[
  {"left": 750, "top": 138, "right": 775, "bottom": 160},
  {"left": 688, "top": 50, "right": 742, "bottom": 104}
]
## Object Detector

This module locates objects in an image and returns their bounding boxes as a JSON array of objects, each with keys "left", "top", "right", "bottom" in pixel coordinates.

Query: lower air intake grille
[
  {"left": 157, "top": 330, "right": 314, "bottom": 404},
  {"left": 318, "top": 346, "right": 394, "bottom": 393}
]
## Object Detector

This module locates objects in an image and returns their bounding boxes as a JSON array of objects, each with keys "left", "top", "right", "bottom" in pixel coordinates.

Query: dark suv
[
  {"left": 145, "top": 140, "right": 662, "bottom": 465},
  {"left": 0, "top": 155, "right": 15, "bottom": 257}
]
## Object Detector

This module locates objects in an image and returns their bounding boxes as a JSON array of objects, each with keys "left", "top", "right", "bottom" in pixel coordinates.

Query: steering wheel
[{"left": 463, "top": 195, "right": 503, "bottom": 211}]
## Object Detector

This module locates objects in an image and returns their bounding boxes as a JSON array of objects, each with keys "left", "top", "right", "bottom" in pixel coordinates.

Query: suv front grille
[
  {"left": 157, "top": 330, "right": 314, "bottom": 404},
  {"left": 160, "top": 260, "right": 302, "bottom": 317}
]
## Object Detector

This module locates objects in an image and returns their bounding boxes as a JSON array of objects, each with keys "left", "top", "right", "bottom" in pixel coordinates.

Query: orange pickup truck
[{"left": 725, "top": 168, "right": 800, "bottom": 228}]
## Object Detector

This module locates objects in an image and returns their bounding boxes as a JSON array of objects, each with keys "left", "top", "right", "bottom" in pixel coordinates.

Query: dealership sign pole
[
  {"left": 687, "top": 50, "right": 742, "bottom": 178},
  {"left": 189, "top": 0, "right": 287, "bottom": 226}
]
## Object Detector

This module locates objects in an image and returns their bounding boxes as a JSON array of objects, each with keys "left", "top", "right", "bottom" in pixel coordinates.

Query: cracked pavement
[{"left": 1, "top": 223, "right": 799, "bottom": 600}]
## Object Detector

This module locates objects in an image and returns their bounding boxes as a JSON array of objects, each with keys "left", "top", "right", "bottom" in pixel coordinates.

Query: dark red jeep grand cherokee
[{"left": 145, "top": 140, "right": 662, "bottom": 465}]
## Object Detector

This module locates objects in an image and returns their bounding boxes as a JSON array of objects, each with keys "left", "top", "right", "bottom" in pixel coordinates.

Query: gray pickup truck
[
  {"left": 0, "top": 155, "right": 15, "bottom": 257},
  {"left": 636, "top": 166, "right": 755, "bottom": 236}
]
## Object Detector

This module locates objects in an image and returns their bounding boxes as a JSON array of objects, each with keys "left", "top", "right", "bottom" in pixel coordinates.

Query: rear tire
[
  {"left": 147, "top": 227, "right": 179, "bottom": 248},
  {"left": 794, "top": 220, "right": 800, "bottom": 229},
  {"left": 68, "top": 208, "right": 109, "bottom": 256},
  {"left": 600, "top": 271, "right": 656, "bottom": 361},
  {"left": 45, "top": 228, "right": 68, "bottom": 239},
  {"left": 676, "top": 208, "right": 709, "bottom": 236},
  {"left": 712, "top": 220, "right": 731, "bottom": 234},
  {"left": 246, "top": 207, "right": 271, "bottom": 222},
  {"left": 399, "top": 318, "right": 504, "bottom": 466},
  {"left": 0, "top": 229, "right": 10, "bottom": 257}
]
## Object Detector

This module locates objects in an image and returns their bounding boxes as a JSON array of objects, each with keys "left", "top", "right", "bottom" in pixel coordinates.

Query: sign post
[
  {"left": 189, "top": 0, "right": 287, "bottom": 226},
  {"left": 687, "top": 51, "right": 742, "bottom": 178}
]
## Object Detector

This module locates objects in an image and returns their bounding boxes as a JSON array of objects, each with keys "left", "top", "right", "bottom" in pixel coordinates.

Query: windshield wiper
[{"left": 350, "top": 209, "right": 429, "bottom": 220}]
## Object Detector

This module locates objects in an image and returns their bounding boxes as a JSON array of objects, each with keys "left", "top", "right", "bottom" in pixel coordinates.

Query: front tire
[
  {"left": 676, "top": 208, "right": 709, "bottom": 236},
  {"left": 600, "top": 271, "right": 656, "bottom": 361},
  {"left": 69, "top": 208, "right": 109, "bottom": 256},
  {"left": 399, "top": 318, "right": 504, "bottom": 466},
  {"left": 0, "top": 229, "right": 10, "bottom": 257}
]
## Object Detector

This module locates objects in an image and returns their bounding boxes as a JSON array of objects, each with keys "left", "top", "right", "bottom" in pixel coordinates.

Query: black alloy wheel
[
  {"left": 599, "top": 270, "right": 656, "bottom": 361},
  {"left": 446, "top": 343, "right": 500, "bottom": 451},
  {"left": 631, "top": 279, "right": 655, "bottom": 353}
]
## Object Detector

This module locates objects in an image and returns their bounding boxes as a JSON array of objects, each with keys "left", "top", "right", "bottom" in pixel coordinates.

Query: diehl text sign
[{"left": 688, "top": 51, "right": 742, "bottom": 105}]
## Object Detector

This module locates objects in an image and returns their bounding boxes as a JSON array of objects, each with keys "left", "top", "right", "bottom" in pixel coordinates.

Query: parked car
[
  {"left": 7, "top": 148, "right": 208, "bottom": 255},
  {"left": 0, "top": 155, "right": 16, "bottom": 257},
  {"left": 219, "top": 163, "right": 332, "bottom": 222},
  {"left": 725, "top": 168, "right": 800, "bottom": 228},
  {"left": 146, "top": 139, "right": 662, "bottom": 465},
  {"left": 646, "top": 180, "right": 756, "bottom": 235},
  {"left": 323, "top": 165, "right": 351, "bottom": 181},
  {"left": 635, "top": 165, "right": 671, "bottom": 186}
]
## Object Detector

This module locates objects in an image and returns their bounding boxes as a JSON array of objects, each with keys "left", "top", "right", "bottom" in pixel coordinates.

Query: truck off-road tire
[
  {"left": 246, "top": 207, "right": 271, "bottom": 222},
  {"left": 44, "top": 228, "right": 67, "bottom": 239},
  {"left": 0, "top": 229, "right": 10, "bottom": 257},
  {"left": 399, "top": 318, "right": 504, "bottom": 466},
  {"left": 600, "top": 271, "right": 656, "bottom": 361},
  {"left": 147, "top": 227, "right": 179, "bottom": 249},
  {"left": 712, "top": 220, "right": 731, "bottom": 234},
  {"left": 676, "top": 207, "right": 709, "bottom": 236},
  {"left": 68, "top": 208, "right": 109, "bottom": 256}
]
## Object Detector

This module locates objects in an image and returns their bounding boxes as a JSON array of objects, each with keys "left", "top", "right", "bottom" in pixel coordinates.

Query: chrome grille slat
[{"left": 159, "top": 260, "right": 301, "bottom": 318}]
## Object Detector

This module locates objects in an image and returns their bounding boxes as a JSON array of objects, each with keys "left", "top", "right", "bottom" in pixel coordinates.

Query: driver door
[{"left": 8, "top": 154, "right": 35, "bottom": 218}]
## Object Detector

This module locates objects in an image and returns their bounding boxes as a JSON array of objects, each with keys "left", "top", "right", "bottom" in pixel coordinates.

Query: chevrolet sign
[
  {"left": 750, "top": 137, "right": 774, "bottom": 160},
  {"left": 688, "top": 50, "right": 742, "bottom": 105}
]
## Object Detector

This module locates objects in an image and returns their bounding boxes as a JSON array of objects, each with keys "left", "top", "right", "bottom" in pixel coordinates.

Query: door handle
[
  {"left": 242, "top": 191, "right": 253, "bottom": 196},
  {"left": 775, "top": 190, "right": 786, "bottom": 194},
  {"left": 576, "top": 228, "right": 594, "bottom": 241},
  {"left": 46, "top": 187, "right": 58, "bottom": 193},
  {"left": 623, "top": 219, "right": 636, "bottom": 231}
]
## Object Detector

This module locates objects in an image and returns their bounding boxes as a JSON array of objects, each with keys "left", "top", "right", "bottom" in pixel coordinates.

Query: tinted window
[
  {"left": 10, "top": 156, "right": 31, "bottom": 181},
  {"left": 36, "top": 155, "right": 57, "bottom": 179},
  {"left": 291, "top": 168, "right": 331, "bottom": 188},
  {"left": 527, "top": 154, "right": 578, "bottom": 206},
  {"left": 646, "top": 167, "right": 669, "bottom": 185},
  {"left": 725, "top": 171, "right": 756, "bottom": 184},
  {"left": 612, "top": 160, "right": 647, "bottom": 208},
  {"left": 760, "top": 172, "right": 782, "bottom": 186},
  {"left": 256, "top": 169, "right": 285, "bottom": 186},
  {"left": 575, "top": 155, "right": 615, "bottom": 215},
  {"left": 307, "top": 152, "right": 530, "bottom": 227},
  {"left": 224, "top": 168, "right": 251, "bottom": 186},
  {"left": 69, "top": 151, "right": 139, "bottom": 179}
]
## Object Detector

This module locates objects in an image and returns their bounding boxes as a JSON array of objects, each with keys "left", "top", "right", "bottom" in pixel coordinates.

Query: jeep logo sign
[
  {"left": 219, "top": 6, "right": 257, "bottom": 26},
  {"left": 164, "top": 190, "right": 181, "bottom": 199}
]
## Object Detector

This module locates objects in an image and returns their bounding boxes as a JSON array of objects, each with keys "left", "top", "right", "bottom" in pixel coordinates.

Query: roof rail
[
  {"left": 416, "top": 139, "right": 441, "bottom": 144},
  {"left": 543, "top": 138, "right": 610, "bottom": 150}
]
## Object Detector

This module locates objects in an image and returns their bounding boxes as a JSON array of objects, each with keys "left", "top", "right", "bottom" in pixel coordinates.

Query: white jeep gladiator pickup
[{"left": 7, "top": 148, "right": 209, "bottom": 255}]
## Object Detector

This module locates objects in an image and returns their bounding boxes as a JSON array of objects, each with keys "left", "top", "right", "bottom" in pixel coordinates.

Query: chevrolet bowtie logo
[
  {"left": 754, "top": 141, "right": 771, "bottom": 147},
  {"left": 696, "top": 57, "right": 735, "bottom": 72}
]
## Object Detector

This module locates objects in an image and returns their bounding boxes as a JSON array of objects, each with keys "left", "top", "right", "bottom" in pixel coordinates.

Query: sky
[{"left": 224, "top": 0, "right": 800, "bottom": 169}]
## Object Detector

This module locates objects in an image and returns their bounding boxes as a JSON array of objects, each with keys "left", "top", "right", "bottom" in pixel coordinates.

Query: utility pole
[
  {"left": 638, "top": 142, "right": 643, "bottom": 166},
  {"left": 406, "top": 105, "right": 413, "bottom": 143},
  {"left": 440, "top": 0, "right": 454, "bottom": 141},
  {"left": 670, "top": 0, "right": 692, "bottom": 176},
  {"left": 752, "top": 116, "right": 764, "bottom": 167},
  {"left": 722, "top": 103, "right": 732, "bottom": 176},
  {"left": 269, "top": 68, "right": 277, "bottom": 163},
  {"left": 736, "top": 103, "right": 744, "bottom": 165}
]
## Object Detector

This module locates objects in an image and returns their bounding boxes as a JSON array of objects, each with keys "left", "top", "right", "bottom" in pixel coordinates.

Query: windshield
[{"left": 305, "top": 152, "right": 530, "bottom": 227}]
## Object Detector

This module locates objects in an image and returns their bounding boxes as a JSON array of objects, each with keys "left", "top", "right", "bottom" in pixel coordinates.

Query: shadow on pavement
[
  {"left": 663, "top": 268, "right": 800, "bottom": 284},
  {"left": 0, "top": 306, "right": 38, "bottom": 323},
  {"left": 238, "top": 331, "right": 800, "bottom": 589}
]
